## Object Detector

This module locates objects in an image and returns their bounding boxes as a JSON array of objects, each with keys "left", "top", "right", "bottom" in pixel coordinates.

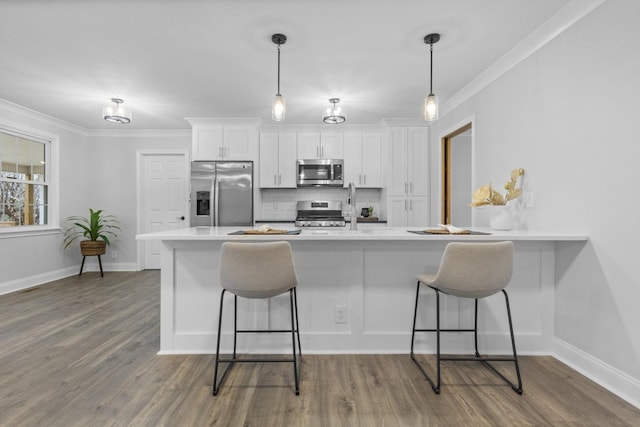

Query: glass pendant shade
[
  {"left": 323, "top": 98, "right": 346, "bottom": 124},
  {"left": 424, "top": 94, "right": 438, "bottom": 121},
  {"left": 272, "top": 94, "right": 286, "bottom": 121},
  {"left": 103, "top": 98, "right": 132, "bottom": 124}
]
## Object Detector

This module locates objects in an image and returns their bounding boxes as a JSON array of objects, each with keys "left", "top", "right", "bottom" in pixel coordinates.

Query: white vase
[{"left": 489, "top": 205, "right": 516, "bottom": 231}]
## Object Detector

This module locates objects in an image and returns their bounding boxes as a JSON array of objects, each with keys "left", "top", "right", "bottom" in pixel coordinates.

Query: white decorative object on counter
[{"left": 489, "top": 205, "right": 517, "bottom": 231}]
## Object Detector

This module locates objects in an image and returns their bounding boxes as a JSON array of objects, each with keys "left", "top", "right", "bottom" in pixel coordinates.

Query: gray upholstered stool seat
[
  {"left": 213, "top": 241, "right": 302, "bottom": 396},
  {"left": 410, "top": 241, "right": 523, "bottom": 394}
]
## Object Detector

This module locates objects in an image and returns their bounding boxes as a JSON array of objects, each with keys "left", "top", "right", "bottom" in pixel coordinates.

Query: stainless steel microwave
[{"left": 297, "top": 159, "right": 344, "bottom": 187}]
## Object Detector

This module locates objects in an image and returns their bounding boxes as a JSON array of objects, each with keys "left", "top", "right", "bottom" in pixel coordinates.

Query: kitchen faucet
[{"left": 347, "top": 182, "right": 357, "bottom": 231}]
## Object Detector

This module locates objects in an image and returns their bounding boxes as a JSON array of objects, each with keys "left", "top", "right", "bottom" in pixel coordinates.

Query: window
[{"left": 0, "top": 129, "right": 51, "bottom": 229}]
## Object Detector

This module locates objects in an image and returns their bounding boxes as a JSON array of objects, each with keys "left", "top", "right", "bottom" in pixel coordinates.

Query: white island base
[{"left": 137, "top": 226, "right": 587, "bottom": 355}]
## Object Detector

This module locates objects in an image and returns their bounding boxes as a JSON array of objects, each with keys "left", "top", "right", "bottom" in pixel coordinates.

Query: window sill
[{"left": 0, "top": 226, "right": 61, "bottom": 239}]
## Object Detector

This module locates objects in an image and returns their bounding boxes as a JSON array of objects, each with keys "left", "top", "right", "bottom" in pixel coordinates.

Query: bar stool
[
  {"left": 410, "top": 241, "right": 523, "bottom": 394},
  {"left": 213, "top": 241, "right": 302, "bottom": 396}
]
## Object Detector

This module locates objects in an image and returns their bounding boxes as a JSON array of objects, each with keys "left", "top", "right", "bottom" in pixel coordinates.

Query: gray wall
[{"left": 433, "top": 0, "right": 640, "bottom": 403}]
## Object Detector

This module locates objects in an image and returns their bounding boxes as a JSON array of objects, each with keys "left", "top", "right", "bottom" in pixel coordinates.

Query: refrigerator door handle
[{"left": 213, "top": 178, "right": 219, "bottom": 226}]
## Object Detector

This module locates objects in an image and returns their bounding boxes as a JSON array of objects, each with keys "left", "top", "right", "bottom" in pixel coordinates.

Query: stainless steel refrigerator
[{"left": 190, "top": 161, "right": 253, "bottom": 227}]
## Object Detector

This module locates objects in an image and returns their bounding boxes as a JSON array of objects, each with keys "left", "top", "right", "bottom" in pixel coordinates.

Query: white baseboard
[
  {"left": 0, "top": 267, "right": 77, "bottom": 295},
  {"left": 0, "top": 263, "right": 138, "bottom": 295},
  {"left": 553, "top": 337, "right": 640, "bottom": 409}
]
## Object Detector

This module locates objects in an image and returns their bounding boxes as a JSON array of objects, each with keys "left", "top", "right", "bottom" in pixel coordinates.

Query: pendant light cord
[
  {"left": 277, "top": 44, "right": 281, "bottom": 96},
  {"left": 429, "top": 42, "right": 434, "bottom": 96}
]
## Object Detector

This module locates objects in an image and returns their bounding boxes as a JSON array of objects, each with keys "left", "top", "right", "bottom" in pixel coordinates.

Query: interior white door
[{"left": 141, "top": 153, "right": 189, "bottom": 269}]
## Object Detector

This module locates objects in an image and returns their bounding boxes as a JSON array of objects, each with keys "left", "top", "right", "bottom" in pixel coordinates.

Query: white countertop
[{"left": 136, "top": 226, "right": 588, "bottom": 242}]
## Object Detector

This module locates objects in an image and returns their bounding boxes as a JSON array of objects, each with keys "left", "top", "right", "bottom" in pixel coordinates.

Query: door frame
[
  {"left": 136, "top": 149, "right": 190, "bottom": 271},
  {"left": 439, "top": 115, "right": 475, "bottom": 225}
]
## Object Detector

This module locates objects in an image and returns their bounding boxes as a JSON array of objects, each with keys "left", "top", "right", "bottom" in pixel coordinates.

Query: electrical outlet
[
  {"left": 111, "top": 250, "right": 118, "bottom": 259},
  {"left": 335, "top": 305, "right": 347, "bottom": 324}
]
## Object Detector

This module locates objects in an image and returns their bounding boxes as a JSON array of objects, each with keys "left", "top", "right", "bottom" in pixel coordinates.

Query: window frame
[{"left": 0, "top": 119, "right": 59, "bottom": 237}]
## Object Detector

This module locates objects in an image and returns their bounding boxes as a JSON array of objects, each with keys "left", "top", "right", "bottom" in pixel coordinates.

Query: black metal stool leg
[
  {"left": 434, "top": 289, "right": 441, "bottom": 394},
  {"left": 233, "top": 295, "right": 238, "bottom": 359},
  {"left": 410, "top": 282, "right": 441, "bottom": 394},
  {"left": 293, "top": 287, "right": 302, "bottom": 357},
  {"left": 213, "top": 289, "right": 230, "bottom": 396},
  {"left": 79, "top": 256, "right": 86, "bottom": 276},
  {"left": 503, "top": 289, "right": 523, "bottom": 394},
  {"left": 289, "top": 289, "right": 300, "bottom": 395},
  {"left": 97, "top": 255, "right": 104, "bottom": 277},
  {"left": 474, "top": 298, "right": 480, "bottom": 357}
]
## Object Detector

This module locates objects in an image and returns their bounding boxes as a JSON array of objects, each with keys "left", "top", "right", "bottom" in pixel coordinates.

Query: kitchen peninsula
[{"left": 137, "top": 227, "right": 587, "bottom": 355}]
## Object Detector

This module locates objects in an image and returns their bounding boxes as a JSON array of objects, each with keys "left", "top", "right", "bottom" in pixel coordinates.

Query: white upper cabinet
[
  {"left": 297, "top": 132, "right": 343, "bottom": 159},
  {"left": 389, "top": 127, "right": 428, "bottom": 197},
  {"left": 259, "top": 132, "right": 297, "bottom": 188},
  {"left": 386, "top": 127, "right": 429, "bottom": 226},
  {"left": 344, "top": 132, "right": 382, "bottom": 188},
  {"left": 188, "top": 119, "right": 258, "bottom": 161},
  {"left": 193, "top": 127, "right": 224, "bottom": 161}
]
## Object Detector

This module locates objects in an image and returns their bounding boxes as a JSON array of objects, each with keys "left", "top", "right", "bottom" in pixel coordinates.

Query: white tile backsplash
[{"left": 259, "top": 188, "right": 383, "bottom": 221}]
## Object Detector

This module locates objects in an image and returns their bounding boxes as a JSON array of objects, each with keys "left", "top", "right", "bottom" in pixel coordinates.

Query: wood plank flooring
[{"left": 1, "top": 271, "right": 639, "bottom": 426}]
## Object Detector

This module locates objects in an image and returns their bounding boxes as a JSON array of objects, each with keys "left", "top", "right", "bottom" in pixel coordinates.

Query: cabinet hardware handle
[
  {"left": 177, "top": 216, "right": 185, "bottom": 220},
  {"left": 404, "top": 182, "right": 408, "bottom": 193},
  {"left": 274, "top": 175, "right": 277, "bottom": 186},
  {"left": 410, "top": 200, "right": 413, "bottom": 210},
  {"left": 410, "top": 182, "right": 413, "bottom": 194},
  {"left": 364, "top": 174, "right": 367, "bottom": 185},
  {"left": 278, "top": 174, "right": 282, "bottom": 185},
  {"left": 405, "top": 199, "right": 408, "bottom": 210}
]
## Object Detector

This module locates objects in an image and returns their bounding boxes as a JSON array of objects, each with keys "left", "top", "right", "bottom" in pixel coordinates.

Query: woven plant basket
[{"left": 80, "top": 240, "right": 107, "bottom": 256}]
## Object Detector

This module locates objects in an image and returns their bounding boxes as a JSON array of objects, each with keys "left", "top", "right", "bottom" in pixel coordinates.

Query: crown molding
[
  {"left": 87, "top": 129, "right": 192, "bottom": 138},
  {"left": 0, "top": 98, "right": 88, "bottom": 136},
  {"left": 441, "top": 0, "right": 607, "bottom": 117}
]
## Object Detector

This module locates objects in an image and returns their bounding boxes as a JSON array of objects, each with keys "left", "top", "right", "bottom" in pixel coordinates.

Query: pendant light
[
  {"left": 102, "top": 98, "right": 132, "bottom": 124},
  {"left": 423, "top": 33, "right": 440, "bottom": 121},
  {"left": 271, "top": 33, "right": 287, "bottom": 121},
  {"left": 322, "top": 98, "right": 346, "bottom": 124}
]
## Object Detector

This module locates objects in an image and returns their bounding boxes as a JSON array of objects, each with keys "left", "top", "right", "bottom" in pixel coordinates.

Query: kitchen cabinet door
[
  {"left": 259, "top": 132, "right": 297, "bottom": 188},
  {"left": 388, "top": 127, "right": 428, "bottom": 196},
  {"left": 344, "top": 132, "right": 382, "bottom": 188},
  {"left": 321, "top": 133, "right": 344, "bottom": 159},
  {"left": 408, "top": 198, "right": 429, "bottom": 227},
  {"left": 407, "top": 127, "right": 428, "bottom": 197},
  {"left": 259, "top": 133, "right": 279, "bottom": 187},
  {"left": 361, "top": 132, "right": 381, "bottom": 187},
  {"left": 278, "top": 132, "right": 297, "bottom": 187},
  {"left": 389, "top": 197, "right": 409, "bottom": 227},
  {"left": 343, "top": 133, "right": 362, "bottom": 186},
  {"left": 224, "top": 127, "right": 254, "bottom": 160},
  {"left": 388, "top": 128, "right": 409, "bottom": 195},
  {"left": 297, "top": 132, "right": 321, "bottom": 158},
  {"left": 388, "top": 197, "right": 429, "bottom": 226},
  {"left": 192, "top": 127, "right": 223, "bottom": 161}
]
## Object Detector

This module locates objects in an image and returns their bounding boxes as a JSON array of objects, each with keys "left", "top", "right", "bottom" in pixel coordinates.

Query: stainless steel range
[{"left": 295, "top": 200, "right": 346, "bottom": 227}]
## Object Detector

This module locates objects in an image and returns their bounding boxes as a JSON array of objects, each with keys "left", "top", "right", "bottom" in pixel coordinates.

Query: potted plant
[
  {"left": 63, "top": 208, "right": 120, "bottom": 256},
  {"left": 470, "top": 168, "right": 525, "bottom": 230}
]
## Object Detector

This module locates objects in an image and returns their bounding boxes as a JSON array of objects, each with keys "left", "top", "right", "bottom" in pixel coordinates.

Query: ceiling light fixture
[
  {"left": 103, "top": 98, "right": 132, "bottom": 124},
  {"left": 323, "top": 98, "right": 346, "bottom": 124},
  {"left": 271, "top": 33, "right": 287, "bottom": 122},
  {"left": 424, "top": 33, "right": 440, "bottom": 121}
]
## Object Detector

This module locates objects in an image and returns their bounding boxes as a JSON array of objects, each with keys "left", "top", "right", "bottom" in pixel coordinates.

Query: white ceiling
[{"left": 0, "top": 0, "right": 575, "bottom": 130}]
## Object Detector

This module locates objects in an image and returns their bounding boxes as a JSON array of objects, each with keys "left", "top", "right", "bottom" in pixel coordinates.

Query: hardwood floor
[{"left": 1, "top": 271, "right": 638, "bottom": 426}]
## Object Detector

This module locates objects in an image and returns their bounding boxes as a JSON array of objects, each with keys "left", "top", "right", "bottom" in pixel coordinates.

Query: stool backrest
[
  {"left": 433, "top": 241, "right": 513, "bottom": 298},
  {"left": 220, "top": 241, "right": 298, "bottom": 298}
]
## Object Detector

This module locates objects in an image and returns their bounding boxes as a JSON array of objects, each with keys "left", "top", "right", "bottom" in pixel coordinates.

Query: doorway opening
[{"left": 441, "top": 122, "right": 472, "bottom": 226}]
